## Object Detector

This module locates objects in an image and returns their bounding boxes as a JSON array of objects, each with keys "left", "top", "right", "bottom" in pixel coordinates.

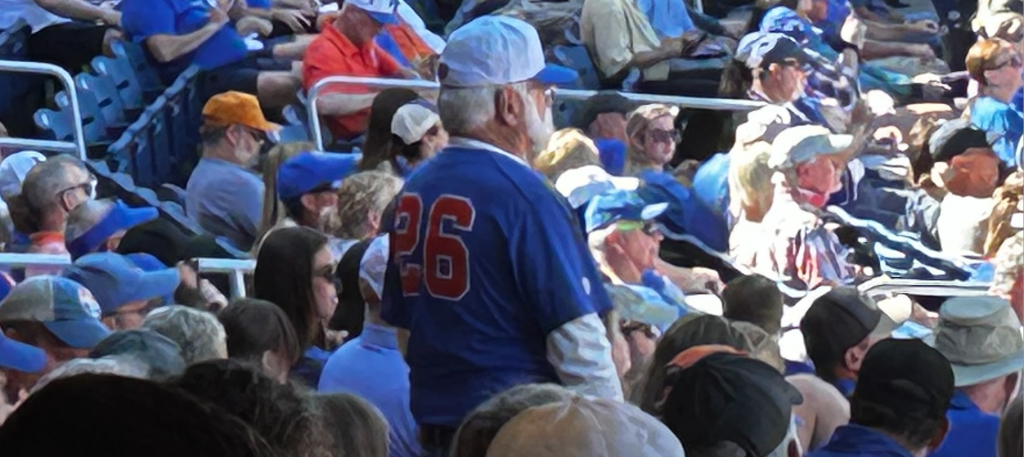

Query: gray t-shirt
[{"left": 186, "top": 158, "right": 263, "bottom": 251}]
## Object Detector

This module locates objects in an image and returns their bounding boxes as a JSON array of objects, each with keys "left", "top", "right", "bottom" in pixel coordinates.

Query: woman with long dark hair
[
  {"left": 358, "top": 88, "right": 420, "bottom": 173},
  {"left": 254, "top": 226, "right": 338, "bottom": 387}
]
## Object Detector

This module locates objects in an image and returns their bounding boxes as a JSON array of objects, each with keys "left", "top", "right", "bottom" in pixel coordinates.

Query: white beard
[{"left": 523, "top": 92, "right": 555, "bottom": 160}]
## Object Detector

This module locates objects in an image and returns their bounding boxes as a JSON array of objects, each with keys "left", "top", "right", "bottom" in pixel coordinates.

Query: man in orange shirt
[{"left": 302, "top": 0, "right": 417, "bottom": 142}]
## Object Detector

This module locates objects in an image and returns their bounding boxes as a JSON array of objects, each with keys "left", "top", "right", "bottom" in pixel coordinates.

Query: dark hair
[
  {"left": 0, "top": 374, "right": 280, "bottom": 457},
  {"left": 635, "top": 314, "right": 748, "bottom": 414},
  {"left": 254, "top": 227, "right": 329, "bottom": 349},
  {"left": 388, "top": 133, "right": 426, "bottom": 169},
  {"left": 722, "top": 274, "right": 784, "bottom": 335},
  {"left": 999, "top": 395, "right": 1023, "bottom": 457},
  {"left": 281, "top": 196, "right": 306, "bottom": 221},
  {"left": 850, "top": 399, "right": 946, "bottom": 450},
  {"left": 173, "top": 359, "right": 328, "bottom": 457},
  {"left": 219, "top": 298, "right": 302, "bottom": 367},
  {"left": 359, "top": 89, "right": 420, "bottom": 172},
  {"left": 317, "top": 393, "right": 389, "bottom": 457}
]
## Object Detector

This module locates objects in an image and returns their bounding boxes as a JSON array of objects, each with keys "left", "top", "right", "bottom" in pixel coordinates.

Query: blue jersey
[{"left": 381, "top": 139, "right": 612, "bottom": 428}]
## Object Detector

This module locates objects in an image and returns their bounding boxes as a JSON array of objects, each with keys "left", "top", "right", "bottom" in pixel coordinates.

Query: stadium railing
[
  {"left": 0, "top": 253, "right": 254, "bottom": 298},
  {"left": 305, "top": 76, "right": 767, "bottom": 151},
  {"left": 0, "top": 253, "right": 995, "bottom": 300},
  {"left": 0, "top": 60, "right": 86, "bottom": 159}
]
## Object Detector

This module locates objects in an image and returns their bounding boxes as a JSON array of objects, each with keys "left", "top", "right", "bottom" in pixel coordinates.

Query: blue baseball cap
[
  {"left": 582, "top": 189, "right": 668, "bottom": 233},
  {"left": 439, "top": 16, "right": 578, "bottom": 88},
  {"left": 67, "top": 200, "right": 159, "bottom": 260},
  {"left": 62, "top": 253, "right": 180, "bottom": 316},
  {"left": 126, "top": 253, "right": 176, "bottom": 306},
  {"left": 0, "top": 332, "right": 47, "bottom": 373},
  {"left": 0, "top": 276, "right": 110, "bottom": 349},
  {"left": 347, "top": 0, "right": 398, "bottom": 24},
  {"left": 276, "top": 151, "right": 360, "bottom": 200}
]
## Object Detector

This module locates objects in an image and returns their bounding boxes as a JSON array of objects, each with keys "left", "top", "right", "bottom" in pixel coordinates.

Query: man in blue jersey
[{"left": 381, "top": 15, "right": 623, "bottom": 457}]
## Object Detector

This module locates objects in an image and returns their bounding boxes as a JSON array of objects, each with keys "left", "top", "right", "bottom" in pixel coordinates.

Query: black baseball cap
[
  {"left": 928, "top": 118, "right": 990, "bottom": 163},
  {"left": 573, "top": 91, "right": 636, "bottom": 130},
  {"left": 801, "top": 287, "right": 892, "bottom": 375},
  {"left": 662, "top": 352, "right": 803, "bottom": 456},
  {"left": 852, "top": 338, "right": 955, "bottom": 422}
]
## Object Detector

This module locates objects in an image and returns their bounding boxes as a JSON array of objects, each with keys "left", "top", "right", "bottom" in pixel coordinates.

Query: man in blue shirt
[
  {"left": 186, "top": 92, "right": 275, "bottom": 251},
  {"left": 928, "top": 296, "right": 1023, "bottom": 457},
  {"left": 320, "top": 235, "right": 422, "bottom": 457},
  {"left": 382, "top": 15, "right": 622, "bottom": 457},
  {"left": 120, "top": 0, "right": 299, "bottom": 107},
  {"left": 810, "top": 338, "right": 954, "bottom": 457}
]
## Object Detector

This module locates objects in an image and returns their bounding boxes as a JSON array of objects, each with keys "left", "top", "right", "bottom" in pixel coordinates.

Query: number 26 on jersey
[{"left": 393, "top": 193, "right": 476, "bottom": 300}]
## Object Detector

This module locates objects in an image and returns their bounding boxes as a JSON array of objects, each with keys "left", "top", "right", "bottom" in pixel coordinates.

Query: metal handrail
[
  {"left": 0, "top": 254, "right": 257, "bottom": 299},
  {"left": 196, "top": 258, "right": 256, "bottom": 299},
  {"left": 306, "top": 76, "right": 766, "bottom": 151},
  {"left": 0, "top": 60, "right": 86, "bottom": 160},
  {"left": 858, "top": 277, "right": 993, "bottom": 297}
]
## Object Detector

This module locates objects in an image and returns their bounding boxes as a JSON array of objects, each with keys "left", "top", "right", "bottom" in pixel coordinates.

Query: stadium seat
[
  {"left": 92, "top": 55, "right": 147, "bottom": 116},
  {"left": 76, "top": 72, "right": 129, "bottom": 130},
  {"left": 109, "top": 41, "right": 163, "bottom": 98},
  {"left": 158, "top": 183, "right": 187, "bottom": 206},
  {"left": 278, "top": 124, "right": 311, "bottom": 142},
  {"left": 552, "top": 45, "right": 600, "bottom": 90}
]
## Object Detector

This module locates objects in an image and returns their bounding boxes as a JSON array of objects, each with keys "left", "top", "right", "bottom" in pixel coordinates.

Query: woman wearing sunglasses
[
  {"left": 966, "top": 37, "right": 1024, "bottom": 168},
  {"left": 253, "top": 226, "right": 340, "bottom": 387},
  {"left": 623, "top": 104, "right": 682, "bottom": 177}
]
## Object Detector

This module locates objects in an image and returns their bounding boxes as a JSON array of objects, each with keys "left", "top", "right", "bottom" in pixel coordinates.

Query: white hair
[
  {"left": 31, "top": 356, "right": 148, "bottom": 394},
  {"left": 143, "top": 306, "right": 228, "bottom": 365},
  {"left": 437, "top": 82, "right": 530, "bottom": 134}
]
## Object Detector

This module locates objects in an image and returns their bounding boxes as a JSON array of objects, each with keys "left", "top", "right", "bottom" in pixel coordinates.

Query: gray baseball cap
[{"left": 768, "top": 125, "right": 854, "bottom": 170}]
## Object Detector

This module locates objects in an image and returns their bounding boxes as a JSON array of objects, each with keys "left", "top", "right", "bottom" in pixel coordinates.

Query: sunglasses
[
  {"left": 57, "top": 174, "right": 97, "bottom": 201},
  {"left": 616, "top": 220, "right": 660, "bottom": 235},
  {"left": 646, "top": 128, "right": 680, "bottom": 144},
  {"left": 990, "top": 54, "right": 1024, "bottom": 70},
  {"left": 314, "top": 264, "right": 337, "bottom": 282}
]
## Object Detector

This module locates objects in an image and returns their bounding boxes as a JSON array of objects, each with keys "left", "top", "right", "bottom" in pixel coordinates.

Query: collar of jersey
[{"left": 447, "top": 137, "right": 530, "bottom": 168}]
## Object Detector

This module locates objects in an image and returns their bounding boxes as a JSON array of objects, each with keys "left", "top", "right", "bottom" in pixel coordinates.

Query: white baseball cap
[
  {"left": 346, "top": 0, "right": 398, "bottom": 24},
  {"left": 555, "top": 165, "right": 640, "bottom": 209},
  {"left": 0, "top": 151, "right": 46, "bottom": 202},
  {"left": 438, "top": 15, "right": 578, "bottom": 88},
  {"left": 392, "top": 103, "right": 440, "bottom": 145}
]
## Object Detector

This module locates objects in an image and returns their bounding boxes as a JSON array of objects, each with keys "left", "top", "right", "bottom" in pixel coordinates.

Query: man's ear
[
  {"left": 495, "top": 86, "right": 523, "bottom": 128},
  {"left": 299, "top": 193, "right": 318, "bottom": 213}
]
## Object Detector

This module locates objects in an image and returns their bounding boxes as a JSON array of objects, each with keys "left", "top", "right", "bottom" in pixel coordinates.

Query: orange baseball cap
[{"left": 201, "top": 91, "right": 280, "bottom": 132}]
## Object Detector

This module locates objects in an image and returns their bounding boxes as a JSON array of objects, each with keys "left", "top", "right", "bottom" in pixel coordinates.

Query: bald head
[{"left": 66, "top": 199, "right": 117, "bottom": 243}]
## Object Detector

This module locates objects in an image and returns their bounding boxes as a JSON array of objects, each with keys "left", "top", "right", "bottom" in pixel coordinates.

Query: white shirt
[
  {"left": 937, "top": 194, "right": 994, "bottom": 256},
  {"left": 396, "top": 0, "right": 445, "bottom": 53},
  {"left": 0, "top": 0, "right": 71, "bottom": 33}
]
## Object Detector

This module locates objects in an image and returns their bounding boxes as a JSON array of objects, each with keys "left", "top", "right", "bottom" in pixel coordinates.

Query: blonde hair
[
  {"left": 966, "top": 38, "right": 1014, "bottom": 87},
  {"left": 331, "top": 171, "right": 403, "bottom": 240},
  {"left": 624, "top": 104, "right": 678, "bottom": 176},
  {"left": 534, "top": 128, "right": 601, "bottom": 181},
  {"left": 258, "top": 142, "right": 314, "bottom": 240},
  {"left": 728, "top": 140, "right": 775, "bottom": 223}
]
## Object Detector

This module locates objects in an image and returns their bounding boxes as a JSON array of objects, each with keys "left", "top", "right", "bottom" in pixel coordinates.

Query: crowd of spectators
[{"left": 0, "top": 0, "right": 1021, "bottom": 454}]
